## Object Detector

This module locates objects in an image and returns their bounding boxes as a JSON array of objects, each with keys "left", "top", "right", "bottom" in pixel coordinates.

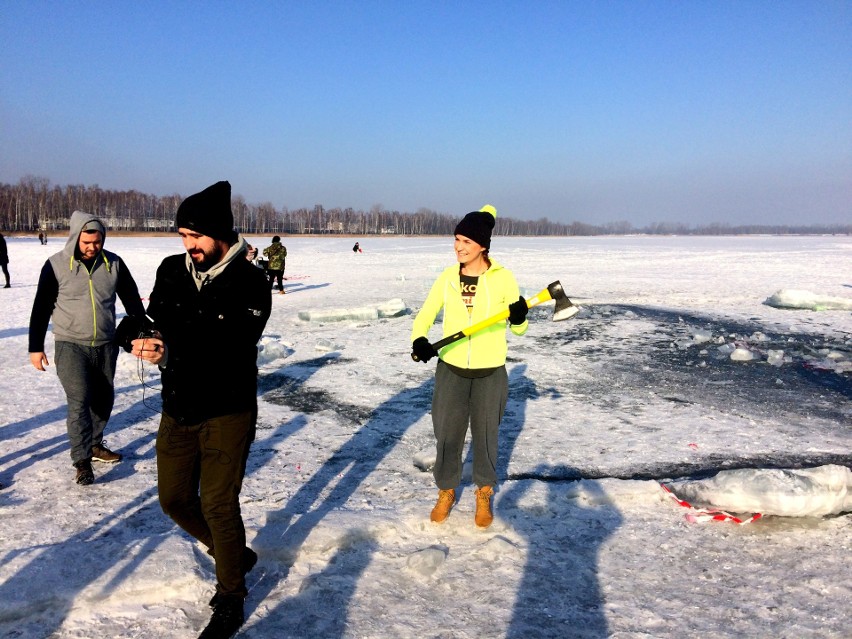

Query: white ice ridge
[
  {"left": 298, "top": 298, "right": 408, "bottom": 322},
  {"left": 764, "top": 289, "right": 852, "bottom": 311},
  {"left": 667, "top": 465, "right": 852, "bottom": 517}
]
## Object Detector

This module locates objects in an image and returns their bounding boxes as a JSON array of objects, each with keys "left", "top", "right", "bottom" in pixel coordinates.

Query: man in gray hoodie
[{"left": 28, "top": 211, "right": 146, "bottom": 485}]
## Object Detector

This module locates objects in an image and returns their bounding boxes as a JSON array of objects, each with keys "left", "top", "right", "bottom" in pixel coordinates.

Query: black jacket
[{"left": 147, "top": 253, "right": 272, "bottom": 424}]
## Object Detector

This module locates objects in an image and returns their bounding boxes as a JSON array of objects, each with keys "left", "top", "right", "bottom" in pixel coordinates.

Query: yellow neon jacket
[{"left": 411, "top": 259, "right": 527, "bottom": 369}]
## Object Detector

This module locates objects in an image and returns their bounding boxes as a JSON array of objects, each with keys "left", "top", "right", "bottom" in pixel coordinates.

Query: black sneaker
[
  {"left": 199, "top": 595, "right": 244, "bottom": 639},
  {"left": 92, "top": 444, "right": 122, "bottom": 463},
  {"left": 74, "top": 459, "right": 94, "bottom": 485},
  {"left": 209, "top": 547, "right": 258, "bottom": 607}
]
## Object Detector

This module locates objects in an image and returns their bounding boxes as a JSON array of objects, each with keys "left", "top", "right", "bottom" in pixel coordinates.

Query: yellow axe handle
[{"left": 411, "top": 285, "right": 554, "bottom": 360}]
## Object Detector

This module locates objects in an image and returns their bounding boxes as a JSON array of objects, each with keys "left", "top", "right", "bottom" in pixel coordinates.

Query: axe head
[{"left": 547, "top": 281, "right": 580, "bottom": 322}]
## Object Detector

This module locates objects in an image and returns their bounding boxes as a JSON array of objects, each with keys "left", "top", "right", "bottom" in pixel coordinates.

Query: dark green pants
[
  {"left": 156, "top": 409, "right": 255, "bottom": 597},
  {"left": 431, "top": 362, "right": 508, "bottom": 490}
]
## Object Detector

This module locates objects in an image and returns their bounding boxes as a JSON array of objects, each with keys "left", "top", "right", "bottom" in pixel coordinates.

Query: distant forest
[{"left": 2, "top": 177, "right": 849, "bottom": 236}]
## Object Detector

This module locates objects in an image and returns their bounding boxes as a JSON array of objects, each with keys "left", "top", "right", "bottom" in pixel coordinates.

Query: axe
[{"left": 411, "top": 280, "right": 579, "bottom": 361}]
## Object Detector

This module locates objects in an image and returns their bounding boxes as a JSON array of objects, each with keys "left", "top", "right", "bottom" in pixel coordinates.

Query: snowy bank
[
  {"left": 764, "top": 289, "right": 852, "bottom": 311},
  {"left": 667, "top": 465, "right": 852, "bottom": 517},
  {"left": 298, "top": 298, "right": 408, "bottom": 322}
]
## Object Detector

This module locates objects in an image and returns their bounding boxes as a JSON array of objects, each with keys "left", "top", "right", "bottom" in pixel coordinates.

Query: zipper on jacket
[
  {"left": 82, "top": 253, "right": 111, "bottom": 346},
  {"left": 88, "top": 276, "right": 97, "bottom": 345},
  {"left": 465, "top": 270, "right": 491, "bottom": 368}
]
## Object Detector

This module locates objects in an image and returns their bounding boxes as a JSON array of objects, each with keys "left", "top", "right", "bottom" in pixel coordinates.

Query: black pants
[
  {"left": 156, "top": 409, "right": 256, "bottom": 597},
  {"left": 267, "top": 269, "right": 284, "bottom": 290}
]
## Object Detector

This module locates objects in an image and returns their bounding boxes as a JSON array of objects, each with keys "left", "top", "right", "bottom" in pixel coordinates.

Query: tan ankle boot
[
  {"left": 474, "top": 485, "right": 494, "bottom": 528},
  {"left": 430, "top": 489, "right": 456, "bottom": 523}
]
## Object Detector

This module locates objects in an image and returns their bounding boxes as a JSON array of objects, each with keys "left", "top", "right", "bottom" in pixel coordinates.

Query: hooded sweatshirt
[{"left": 28, "top": 211, "right": 145, "bottom": 351}]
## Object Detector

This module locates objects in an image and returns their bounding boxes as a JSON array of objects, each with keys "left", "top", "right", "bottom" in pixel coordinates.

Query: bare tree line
[{"left": 1, "top": 176, "right": 849, "bottom": 236}]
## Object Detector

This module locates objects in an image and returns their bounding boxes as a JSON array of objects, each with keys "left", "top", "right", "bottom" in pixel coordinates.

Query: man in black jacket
[{"left": 130, "top": 181, "right": 271, "bottom": 639}]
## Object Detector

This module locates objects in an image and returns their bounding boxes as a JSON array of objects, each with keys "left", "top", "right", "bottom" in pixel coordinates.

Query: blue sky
[{"left": 1, "top": 1, "right": 849, "bottom": 226}]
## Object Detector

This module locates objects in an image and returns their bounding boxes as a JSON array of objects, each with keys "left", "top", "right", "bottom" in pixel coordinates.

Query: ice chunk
[
  {"left": 668, "top": 465, "right": 852, "bottom": 517},
  {"left": 766, "top": 349, "right": 784, "bottom": 367},
  {"left": 376, "top": 298, "right": 408, "bottom": 318},
  {"left": 406, "top": 546, "right": 447, "bottom": 577},
  {"left": 257, "top": 338, "right": 293, "bottom": 365},
  {"left": 806, "top": 356, "right": 852, "bottom": 374},
  {"left": 730, "top": 347, "right": 756, "bottom": 361},
  {"left": 315, "top": 338, "right": 342, "bottom": 353},
  {"left": 298, "top": 298, "right": 409, "bottom": 322},
  {"left": 692, "top": 329, "right": 713, "bottom": 344},
  {"left": 299, "top": 307, "right": 379, "bottom": 322},
  {"left": 717, "top": 343, "right": 735, "bottom": 355},
  {"left": 764, "top": 289, "right": 852, "bottom": 311},
  {"left": 413, "top": 448, "right": 436, "bottom": 472}
]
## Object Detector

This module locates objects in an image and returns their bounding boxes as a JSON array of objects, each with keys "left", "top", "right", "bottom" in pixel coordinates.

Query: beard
[{"left": 189, "top": 244, "right": 226, "bottom": 271}]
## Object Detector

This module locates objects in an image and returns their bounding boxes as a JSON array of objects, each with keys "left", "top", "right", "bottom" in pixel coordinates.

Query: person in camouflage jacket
[{"left": 262, "top": 235, "right": 287, "bottom": 294}]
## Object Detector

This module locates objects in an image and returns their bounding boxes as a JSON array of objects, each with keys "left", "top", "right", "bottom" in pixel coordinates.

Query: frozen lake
[{"left": 0, "top": 233, "right": 850, "bottom": 638}]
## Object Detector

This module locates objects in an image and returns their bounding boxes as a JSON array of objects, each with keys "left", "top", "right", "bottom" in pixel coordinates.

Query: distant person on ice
[
  {"left": 28, "top": 211, "right": 146, "bottom": 485},
  {"left": 410, "top": 205, "right": 528, "bottom": 528},
  {"left": 263, "top": 235, "right": 287, "bottom": 294},
  {"left": 0, "top": 232, "right": 9, "bottom": 288},
  {"left": 129, "top": 180, "right": 271, "bottom": 639},
  {"left": 353, "top": 241, "right": 362, "bottom": 253}
]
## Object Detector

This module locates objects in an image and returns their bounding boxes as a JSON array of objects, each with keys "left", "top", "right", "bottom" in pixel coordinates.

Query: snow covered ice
[{"left": 1, "top": 234, "right": 850, "bottom": 638}]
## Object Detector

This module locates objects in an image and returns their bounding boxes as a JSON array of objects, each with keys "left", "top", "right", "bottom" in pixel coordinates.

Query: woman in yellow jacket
[{"left": 411, "top": 205, "right": 528, "bottom": 528}]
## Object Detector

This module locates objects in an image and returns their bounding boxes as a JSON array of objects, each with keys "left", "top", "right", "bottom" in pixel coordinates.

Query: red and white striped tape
[{"left": 660, "top": 483, "right": 762, "bottom": 525}]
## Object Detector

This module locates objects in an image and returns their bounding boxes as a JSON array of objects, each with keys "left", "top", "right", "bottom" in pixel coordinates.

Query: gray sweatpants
[
  {"left": 54, "top": 341, "right": 119, "bottom": 465},
  {"left": 431, "top": 361, "right": 508, "bottom": 490}
]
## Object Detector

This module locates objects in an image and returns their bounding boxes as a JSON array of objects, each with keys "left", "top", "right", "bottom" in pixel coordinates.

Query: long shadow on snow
[
  {"left": 0, "top": 382, "right": 144, "bottom": 439},
  {"left": 0, "top": 385, "right": 161, "bottom": 488},
  {"left": 245, "top": 376, "right": 433, "bottom": 637},
  {"left": 277, "top": 282, "right": 330, "bottom": 295},
  {"left": 502, "top": 472, "right": 620, "bottom": 639},
  {"left": 0, "top": 487, "right": 169, "bottom": 637},
  {"left": 0, "top": 356, "right": 341, "bottom": 637},
  {"left": 499, "top": 364, "right": 616, "bottom": 638},
  {"left": 0, "top": 326, "right": 29, "bottom": 340},
  {"left": 0, "top": 393, "right": 166, "bottom": 635}
]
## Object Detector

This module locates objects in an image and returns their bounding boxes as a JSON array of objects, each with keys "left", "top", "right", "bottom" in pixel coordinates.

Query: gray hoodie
[{"left": 42, "top": 211, "right": 133, "bottom": 347}]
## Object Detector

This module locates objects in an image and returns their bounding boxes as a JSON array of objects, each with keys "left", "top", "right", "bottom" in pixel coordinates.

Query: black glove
[
  {"left": 412, "top": 337, "right": 437, "bottom": 363},
  {"left": 115, "top": 315, "right": 155, "bottom": 353},
  {"left": 508, "top": 296, "right": 528, "bottom": 325}
]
